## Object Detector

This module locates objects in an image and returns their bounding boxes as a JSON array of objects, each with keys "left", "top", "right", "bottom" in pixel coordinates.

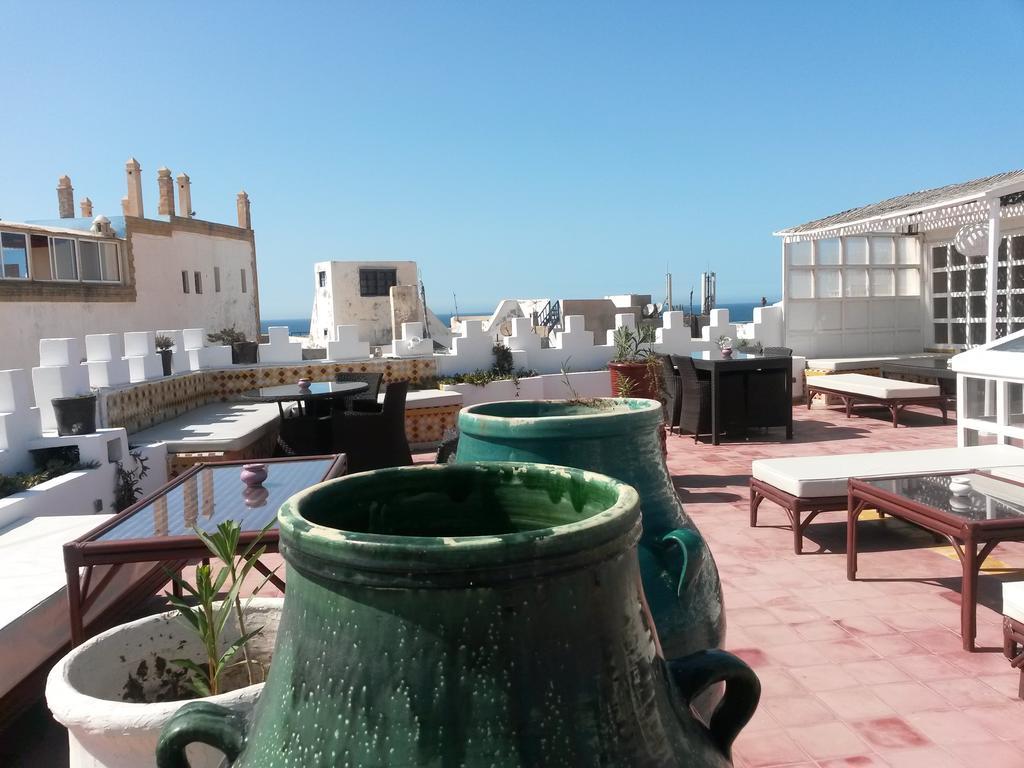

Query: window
[
  {"left": 0, "top": 232, "right": 29, "bottom": 278},
  {"left": 214, "top": 267, "right": 221, "bottom": 292},
  {"left": 359, "top": 268, "right": 397, "bottom": 297},
  {"left": 194, "top": 271, "right": 203, "bottom": 294},
  {"left": 182, "top": 270, "right": 190, "bottom": 294},
  {"left": 51, "top": 238, "right": 78, "bottom": 280},
  {"left": 100, "top": 242, "right": 120, "bottom": 281},
  {"left": 817, "top": 239, "right": 840, "bottom": 265},
  {"left": 240, "top": 268, "right": 247, "bottom": 293},
  {"left": 79, "top": 241, "right": 103, "bottom": 281},
  {"left": 318, "top": 270, "right": 326, "bottom": 288}
]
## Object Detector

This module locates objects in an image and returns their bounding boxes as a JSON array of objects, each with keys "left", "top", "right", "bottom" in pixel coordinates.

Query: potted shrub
[
  {"left": 608, "top": 325, "right": 660, "bottom": 400},
  {"left": 52, "top": 392, "right": 98, "bottom": 436},
  {"left": 46, "top": 522, "right": 279, "bottom": 768},
  {"left": 155, "top": 335, "right": 174, "bottom": 376},
  {"left": 208, "top": 327, "right": 257, "bottom": 365}
]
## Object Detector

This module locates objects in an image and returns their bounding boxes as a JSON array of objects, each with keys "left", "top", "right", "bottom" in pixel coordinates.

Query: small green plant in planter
[
  {"left": 609, "top": 325, "right": 660, "bottom": 399},
  {"left": 207, "top": 327, "right": 247, "bottom": 346},
  {"left": 166, "top": 520, "right": 273, "bottom": 697},
  {"left": 155, "top": 335, "right": 174, "bottom": 351},
  {"left": 155, "top": 335, "right": 174, "bottom": 376},
  {"left": 114, "top": 451, "right": 150, "bottom": 512},
  {"left": 208, "top": 327, "right": 257, "bottom": 365}
]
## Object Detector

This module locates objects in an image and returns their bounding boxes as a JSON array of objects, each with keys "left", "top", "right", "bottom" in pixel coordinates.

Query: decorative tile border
[{"left": 405, "top": 404, "right": 461, "bottom": 447}]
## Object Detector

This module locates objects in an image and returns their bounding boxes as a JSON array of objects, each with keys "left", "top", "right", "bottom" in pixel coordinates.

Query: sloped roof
[{"left": 776, "top": 170, "right": 1024, "bottom": 236}]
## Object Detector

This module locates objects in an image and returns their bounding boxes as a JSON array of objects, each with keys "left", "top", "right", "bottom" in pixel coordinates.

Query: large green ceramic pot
[
  {"left": 157, "top": 462, "right": 759, "bottom": 768},
  {"left": 455, "top": 399, "right": 724, "bottom": 659}
]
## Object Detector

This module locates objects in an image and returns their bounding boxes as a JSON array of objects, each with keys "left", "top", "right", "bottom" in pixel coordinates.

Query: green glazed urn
[
  {"left": 157, "top": 462, "right": 759, "bottom": 767},
  {"left": 455, "top": 398, "right": 725, "bottom": 659}
]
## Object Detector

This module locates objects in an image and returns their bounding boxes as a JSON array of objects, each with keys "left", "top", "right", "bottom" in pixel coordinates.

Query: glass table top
[
  {"left": 242, "top": 381, "right": 368, "bottom": 400},
  {"left": 689, "top": 351, "right": 761, "bottom": 361},
  {"left": 96, "top": 459, "right": 334, "bottom": 541},
  {"left": 864, "top": 472, "right": 1024, "bottom": 522}
]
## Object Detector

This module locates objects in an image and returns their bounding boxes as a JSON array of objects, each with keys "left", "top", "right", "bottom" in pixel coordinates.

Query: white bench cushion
[
  {"left": 809, "top": 373, "right": 940, "bottom": 399},
  {"left": 130, "top": 402, "right": 280, "bottom": 453},
  {"left": 0, "top": 515, "right": 155, "bottom": 698},
  {"left": 1004, "top": 581, "right": 1024, "bottom": 623},
  {"left": 753, "top": 444, "right": 1024, "bottom": 499}
]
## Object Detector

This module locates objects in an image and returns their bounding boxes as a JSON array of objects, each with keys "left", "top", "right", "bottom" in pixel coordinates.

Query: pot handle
[
  {"left": 156, "top": 701, "right": 247, "bottom": 768},
  {"left": 661, "top": 528, "right": 704, "bottom": 595},
  {"left": 667, "top": 649, "right": 761, "bottom": 759}
]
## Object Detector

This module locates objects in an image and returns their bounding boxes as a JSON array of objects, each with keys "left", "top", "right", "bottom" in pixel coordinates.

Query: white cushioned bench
[
  {"left": 0, "top": 515, "right": 164, "bottom": 715},
  {"left": 806, "top": 373, "right": 950, "bottom": 427},
  {"left": 750, "top": 444, "right": 1024, "bottom": 554},
  {"left": 130, "top": 402, "right": 281, "bottom": 454},
  {"left": 1003, "top": 581, "right": 1024, "bottom": 699}
]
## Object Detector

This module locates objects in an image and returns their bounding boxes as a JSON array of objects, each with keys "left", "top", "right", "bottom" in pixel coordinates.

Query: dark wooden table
[
  {"left": 848, "top": 470, "right": 1024, "bottom": 651},
  {"left": 62, "top": 454, "right": 346, "bottom": 645},
  {"left": 689, "top": 351, "right": 793, "bottom": 445},
  {"left": 240, "top": 381, "right": 369, "bottom": 417}
]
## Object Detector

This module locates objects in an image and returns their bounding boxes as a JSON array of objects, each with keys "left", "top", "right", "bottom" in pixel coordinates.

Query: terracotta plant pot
[
  {"left": 608, "top": 360, "right": 660, "bottom": 400},
  {"left": 156, "top": 463, "right": 759, "bottom": 767},
  {"left": 455, "top": 398, "right": 724, "bottom": 660}
]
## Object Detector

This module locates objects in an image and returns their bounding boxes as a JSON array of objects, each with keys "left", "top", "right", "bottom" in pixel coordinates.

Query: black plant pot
[
  {"left": 232, "top": 341, "right": 258, "bottom": 365},
  {"left": 158, "top": 348, "right": 173, "bottom": 376},
  {"left": 52, "top": 394, "right": 97, "bottom": 436}
]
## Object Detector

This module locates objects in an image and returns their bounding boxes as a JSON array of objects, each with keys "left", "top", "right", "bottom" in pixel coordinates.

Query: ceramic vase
[
  {"left": 156, "top": 463, "right": 758, "bottom": 767},
  {"left": 455, "top": 398, "right": 725, "bottom": 659},
  {"left": 239, "top": 463, "right": 268, "bottom": 487}
]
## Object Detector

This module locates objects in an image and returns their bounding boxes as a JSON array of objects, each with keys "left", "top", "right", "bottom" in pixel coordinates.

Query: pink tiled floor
[{"left": 667, "top": 402, "right": 1024, "bottom": 767}]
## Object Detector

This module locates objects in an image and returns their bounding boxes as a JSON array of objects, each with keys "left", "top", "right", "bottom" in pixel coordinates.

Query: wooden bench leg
[{"left": 750, "top": 487, "right": 764, "bottom": 527}]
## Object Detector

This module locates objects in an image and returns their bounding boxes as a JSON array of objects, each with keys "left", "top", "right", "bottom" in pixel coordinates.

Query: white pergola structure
[{"left": 775, "top": 170, "right": 1024, "bottom": 358}]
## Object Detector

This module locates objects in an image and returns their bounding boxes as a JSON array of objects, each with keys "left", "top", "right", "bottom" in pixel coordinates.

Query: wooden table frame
[
  {"left": 63, "top": 453, "right": 346, "bottom": 646},
  {"left": 690, "top": 355, "right": 793, "bottom": 446},
  {"left": 807, "top": 380, "right": 952, "bottom": 428},
  {"left": 1003, "top": 615, "right": 1024, "bottom": 699},
  {"left": 847, "top": 471, "right": 1024, "bottom": 651}
]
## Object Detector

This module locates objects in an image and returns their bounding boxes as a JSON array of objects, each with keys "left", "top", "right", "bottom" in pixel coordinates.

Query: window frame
[
  {"left": 0, "top": 230, "right": 31, "bottom": 280},
  {"left": 358, "top": 268, "right": 398, "bottom": 298}
]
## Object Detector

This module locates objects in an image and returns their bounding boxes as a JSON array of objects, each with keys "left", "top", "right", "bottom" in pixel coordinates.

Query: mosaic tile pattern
[{"left": 405, "top": 404, "right": 461, "bottom": 447}]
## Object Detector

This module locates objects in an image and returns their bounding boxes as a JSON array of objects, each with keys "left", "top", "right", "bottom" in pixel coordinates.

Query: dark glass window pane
[
  {"left": 359, "top": 268, "right": 397, "bottom": 297},
  {"left": 933, "top": 323, "right": 948, "bottom": 344},
  {"left": 1, "top": 231, "right": 29, "bottom": 278}
]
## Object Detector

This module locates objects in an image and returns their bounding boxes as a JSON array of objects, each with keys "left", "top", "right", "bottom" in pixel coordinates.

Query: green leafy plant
[
  {"left": 0, "top": 459, "right": 100, "bottom": 500},
  {"left": 166, "top": 520, "right": 273, "bottom": 697},
  {"left": 155, "top": 334, "right": 174, "bottom": 351},
  {"left": 207, "top": 327, "right": 247, "bottom": 346},
  {"left": 114, "top": 451, "right": 150, "bottom": 512},
  {"left": 611, "top": 325, "right": 656, "bottom": 363},
  {"left": 438, "top": 345, "right": 536, "bottom": 387},
  {"left": 734, "top": 338, "right": 762, "bottom": 353}
]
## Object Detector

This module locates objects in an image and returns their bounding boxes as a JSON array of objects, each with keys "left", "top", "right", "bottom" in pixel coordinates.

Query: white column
[{"left": 986, "top": 195, "right": 1001, "bottom": 343}]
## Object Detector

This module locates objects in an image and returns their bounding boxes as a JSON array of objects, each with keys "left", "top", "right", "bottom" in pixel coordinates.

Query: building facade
[
  {"left": 776, "top": 170, "right": 1024, "bottom": 358},
  {"left": 0, "top": 160, "right": 259, "bottom": 372}
]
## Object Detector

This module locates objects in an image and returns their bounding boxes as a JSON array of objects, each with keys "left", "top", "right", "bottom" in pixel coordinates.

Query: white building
[
  {"left": 309, "top": 260, "right": 451, "bottom": 349},
  {"left": 0, "top": 160, "right": 260, "bottom": 372},
  {"left": 775, "top": 169, "right": 1024, "bottom": 358}
]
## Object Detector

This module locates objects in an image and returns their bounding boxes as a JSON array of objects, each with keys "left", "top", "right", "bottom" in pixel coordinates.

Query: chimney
[
  {"left": 125, "top": 157, "right": 144, "bottom": 217},
  {"left": 157, "top": 167, "right": 175, "bottom": 216},
  {"left": 177, "top": 172, "right": 192, "bottom": 218},
  {"left": 121, "top": 196, "right": 131, "bottom": 215},
  {"left": 57, "top": 175, "right": 74, "bottom": 218},
  {"left": 80, "top": 197, "right": 93, "bottom": 218},
  {"left": 236, "top": 190, "right": 251, "bottom": 229}
]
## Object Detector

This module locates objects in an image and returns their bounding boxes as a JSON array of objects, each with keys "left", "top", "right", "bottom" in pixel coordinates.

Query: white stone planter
[{"left": 46, "top": 597, "right": 282, "bottom": 768}]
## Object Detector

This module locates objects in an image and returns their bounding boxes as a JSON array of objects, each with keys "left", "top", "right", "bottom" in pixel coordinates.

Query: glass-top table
[
  {"left": 848, "top": 470, "right": 1024, "bottom": 651},
  {"left": 63, "top": 454, "right": 346, "bottom": 644},
  {"left": 240, "top": 381, "right": 369, "bottom": 417}
]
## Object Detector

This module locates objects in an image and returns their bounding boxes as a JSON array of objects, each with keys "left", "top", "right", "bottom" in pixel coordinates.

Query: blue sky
[{"left": 1, "top": 1, "right": 1022, "bottom": 317}]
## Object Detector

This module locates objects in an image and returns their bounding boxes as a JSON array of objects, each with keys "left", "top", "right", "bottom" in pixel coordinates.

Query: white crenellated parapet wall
[
  {"left": 259, "top": 326, "right": 303, "bottom": 364},
  {"left": 327, "top": 325, "right": 370, "bottom": 361}
]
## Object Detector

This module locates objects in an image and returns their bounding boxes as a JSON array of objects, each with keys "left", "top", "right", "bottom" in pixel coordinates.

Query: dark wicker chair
[
  {"left": 671, "top": 355, "right": 712, "bottom": 442},
  {"left": 761, "top": 346, "right": 792, "bottom": 357},
  {"left": 657, "top": 354, "right": 681, "bottom": 433},
  {"left": 331, "top": 381, "right": 413, "bottom": 472},
  {"left": 334, "top": 371, "right": 384, "bottom": 412}
]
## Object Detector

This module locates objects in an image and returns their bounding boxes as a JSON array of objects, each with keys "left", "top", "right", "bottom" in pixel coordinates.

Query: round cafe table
[{"left": 239, "top": 381, "right": 369, "bottom": 417}]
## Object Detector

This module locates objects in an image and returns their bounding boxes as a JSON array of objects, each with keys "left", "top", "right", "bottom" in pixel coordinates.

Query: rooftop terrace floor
[
  {"left": 6, "top": 401, "right": 1024, "bottom": 766},
  {"left": 674, "top": 403, "right": 1024, "bottom": 767}
]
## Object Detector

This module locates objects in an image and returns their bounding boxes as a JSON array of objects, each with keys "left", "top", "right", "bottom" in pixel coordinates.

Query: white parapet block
[
  {"left": 258, "top": 326, "right": 303, "bottom": 364},
  {"left": 391, "top": 322, "right": 434, "bottom": 358},
  {"left": 182, "top": 328, "right": 232, "bottom": 370},
  {"left": 84, "top": 334, "right": 131, "bottom": 389},
  {"left": 327, "top": 325, "right": 370, "bottom": 361},
  {"left": 122, "top": 332, "right": 163, "bottom": 383},
  {"left": 32, "top": 339, "right": 91, "bottom": 433},
  {"left": 0, "top": 369, "right": 42, "bottom": 475}
]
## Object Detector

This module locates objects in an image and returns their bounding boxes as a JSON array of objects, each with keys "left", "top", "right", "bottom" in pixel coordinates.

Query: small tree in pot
[
  {"left": 608, "top": 325, "right": 661, "bottom": 400},
  {"left": 155, "top": 335, "right": 174, "bottom": 376},
  {"left": 208, "top": 327, "right": 258, "bottom": 365}
]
